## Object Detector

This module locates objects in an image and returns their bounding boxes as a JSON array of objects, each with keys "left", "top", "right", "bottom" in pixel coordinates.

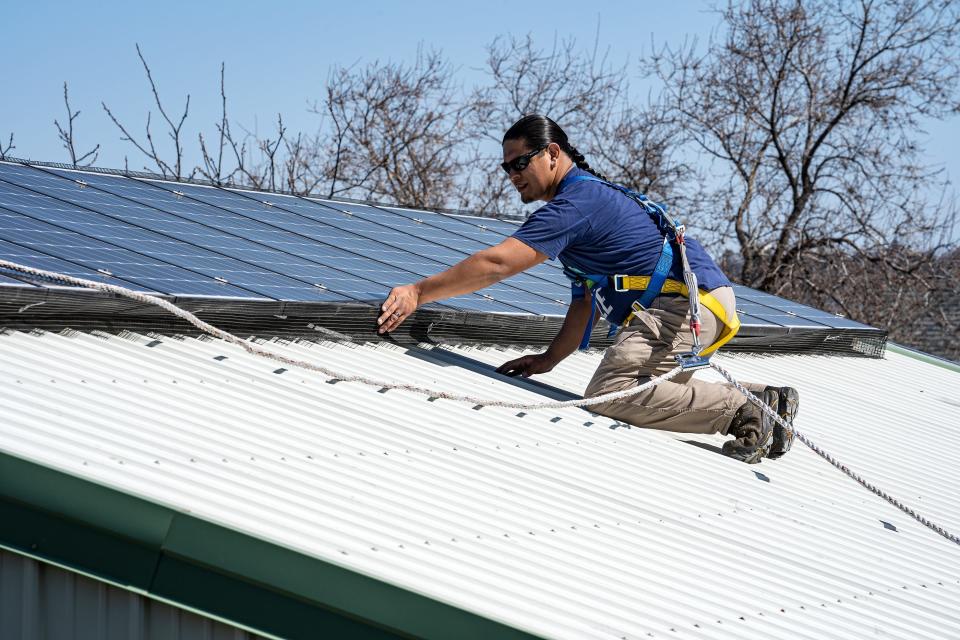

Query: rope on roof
[{"left": 1, "top": 257, "right": 957, "bottom": 548}]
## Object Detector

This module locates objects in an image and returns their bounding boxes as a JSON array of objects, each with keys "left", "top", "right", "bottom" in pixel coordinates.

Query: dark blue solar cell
[
  {"left": 402, "top": 208, "right": 522, "bottom": 238},
  {"left": 443, "top": 295, "right": 524, "bottom": 314},
  {"left": 735, "top": 312, "right": 784, "bottom": 329},
  {"left": 0, "top": 213, "right": 258, "bottom": 297},
  {"left": 139, "top": 182, "right": 465, "bottom": 273},
  {"left": 144, "top": 182, "right": 553, "bottom": 315},
  {"left": 0, "top": 236, "right": 156, "bottom": 292},
  {"left": 0, "top": 179, "right": 342, "bottom": 302},
  {"left": 320, "top": 201, "right": 571, "bottom": 302},
  {"left": 732, "top": 285, "right": 872, "bottom": 330}
]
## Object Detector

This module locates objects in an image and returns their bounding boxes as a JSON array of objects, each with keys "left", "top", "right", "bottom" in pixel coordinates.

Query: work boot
[
  {"left": 765, "top": 386, "right": 799, "bottom": 459},
  {"left": 721, "top": 389, "right": 777, "bottom": 464}
]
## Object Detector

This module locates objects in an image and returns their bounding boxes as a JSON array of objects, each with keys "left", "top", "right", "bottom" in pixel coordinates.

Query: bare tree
[
  {"left": 197, "top": 63, "right": 232, "bottom": 185},
  {"left": 585, "top": 95, "right": 693, "bottom": 202},
  {"left": 102, "top": 44, "right": 193, "bottom": 179},
  {"left": 0, "top": 133, "right": 13, "bottom": 159},
  {"left": 319, "top": 48, "right": 471, "bottom": 209},
  {"left": 463, "top": 33, "right": 625, "bottom": 213},
  {"left": 647, "top": 0, "right": 960, "bottom": 355},
  {"left": 463, "top": 33, "right": 691, "bottom": 214},
  {"left": 280, "top": 130, "right": 325, "bottom": 195},
  {"left": 54, "top": 82, "right": 100, "bottom": 166},
  {"left": 471, "top": 33, "right": 625, "bottom": 144},
  {"left": 782, "top": 232, "right": 959, "bottom": 360},
  {"left": 649, "top": 0, "right": 959, "bottom": 289}
]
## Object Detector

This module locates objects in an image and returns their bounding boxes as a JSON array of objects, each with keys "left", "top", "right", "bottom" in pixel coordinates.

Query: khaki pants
[{"left": 584, "top": 286, "right": 765, "bottom": 435}]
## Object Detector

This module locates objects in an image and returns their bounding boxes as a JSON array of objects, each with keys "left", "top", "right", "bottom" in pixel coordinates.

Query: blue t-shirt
[{"left": 512, "top": 166, "right": 731, "bottom": 324}]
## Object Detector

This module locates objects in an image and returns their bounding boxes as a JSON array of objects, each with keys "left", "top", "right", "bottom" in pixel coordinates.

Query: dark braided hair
[{"left": 502, "top": 114, "right": 610, "bottom": 182}]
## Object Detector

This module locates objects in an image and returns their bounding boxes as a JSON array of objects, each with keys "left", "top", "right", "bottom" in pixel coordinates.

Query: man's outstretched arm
[{"left": 378, "top": 237, "right": 548, "bottom": 333}]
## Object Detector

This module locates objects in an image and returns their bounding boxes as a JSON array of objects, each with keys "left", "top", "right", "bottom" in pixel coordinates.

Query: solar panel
[
  {"left": 38, "top": 169, "right": 409, "bottom": 304},
  {"left": 0, "top": 174, "right": 347, "bottom": 302},
  {"left": 332, "top": 202, "right": 570, "bottom": 299},
  {"left": 140, "top": 178, "right": 560, "bottom": 314},
  {"left": 730, "top": 284, "right": 872, "bottom": 331},
  {"left": 0, "top": 159, "right": 887, "bottom": 353},
  {"left": 139, "top": 178, "right": 525, "bottom": 314},
  {"left": 0, "top": 211, "right": 253, "bottom": 297}
]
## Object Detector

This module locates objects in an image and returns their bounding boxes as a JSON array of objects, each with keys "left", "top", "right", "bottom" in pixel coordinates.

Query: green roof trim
[
  {"left": 887, "top": 343, "right": 960, "bottom": 374},
  {"left": 0, "top": 452, "right": 544, "bottom": 640}
]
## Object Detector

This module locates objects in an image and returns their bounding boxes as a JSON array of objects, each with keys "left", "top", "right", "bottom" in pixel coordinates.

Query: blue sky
[{"left": 2, "top": 0, "right": 956, "bottom": 218}]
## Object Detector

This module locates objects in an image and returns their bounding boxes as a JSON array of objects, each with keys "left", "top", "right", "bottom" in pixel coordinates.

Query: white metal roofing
[{"left": 1, "top": 328, "right": 959, "bottom": 639}]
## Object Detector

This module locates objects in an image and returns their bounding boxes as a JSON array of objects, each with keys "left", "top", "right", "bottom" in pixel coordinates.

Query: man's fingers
[
  {"left": 497, "top": 357, "right": 529, "bottom": 377},
  {"left": 377, "top": 305, "right": 410, "bottom": 334}
]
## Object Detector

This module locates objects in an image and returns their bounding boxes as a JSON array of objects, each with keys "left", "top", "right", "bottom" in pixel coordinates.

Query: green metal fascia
[
  {"left": 887, "top": 343, "right": 960, "bottom": 374},
  {"left": 0, "top": 452, "right": 544, "bottom": 640}
]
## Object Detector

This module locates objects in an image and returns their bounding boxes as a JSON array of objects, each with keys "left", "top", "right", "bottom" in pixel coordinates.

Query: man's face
[{"left": 502, "top": 139, "right": 554, "bottom": 203}]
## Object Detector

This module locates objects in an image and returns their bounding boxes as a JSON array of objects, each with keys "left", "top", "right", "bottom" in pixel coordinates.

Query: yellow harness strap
[{"left": 617, "top": 275, "right": 741, "bottom": 356}]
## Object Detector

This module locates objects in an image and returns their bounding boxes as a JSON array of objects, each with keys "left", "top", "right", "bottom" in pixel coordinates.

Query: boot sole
[
  {"left": 721, "top": 422, "right": 774, "bottom": 464},
  {"left": 769, "top": 387, "right": 799, "bottom": 459},
  {"left": 741, "top": 428, "right": 774, "bottom": 464}
]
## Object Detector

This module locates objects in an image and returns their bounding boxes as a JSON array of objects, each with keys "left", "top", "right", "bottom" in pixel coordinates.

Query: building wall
[{"left": 0, "top": 548, "right": 267, "bottom": 640}]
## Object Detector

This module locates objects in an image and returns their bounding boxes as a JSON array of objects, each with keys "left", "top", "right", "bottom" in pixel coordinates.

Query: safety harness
[{"left": 562, "top": 176, "right": 740, "bottom": 368}]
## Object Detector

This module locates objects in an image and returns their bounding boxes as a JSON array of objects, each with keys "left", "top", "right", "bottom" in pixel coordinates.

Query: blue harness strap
[
  {"left": 561, "top": 175, "right": 679, "bottom": 350},
  {"left": 562, "top": 265, "right": 610, "bottom": 350}
]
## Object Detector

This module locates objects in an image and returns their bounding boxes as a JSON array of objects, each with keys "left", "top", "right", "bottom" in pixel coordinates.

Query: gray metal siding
[{"left": 0, "top": 548, "right": 266, "bottom": 640}]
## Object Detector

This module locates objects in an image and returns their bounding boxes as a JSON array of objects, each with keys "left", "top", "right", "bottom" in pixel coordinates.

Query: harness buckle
[
  {"left": 675, "top": 352, "right": 711, "bottom": 371},
  {"left": 613, "top": 275, "right": 629, "bottom": 292}
]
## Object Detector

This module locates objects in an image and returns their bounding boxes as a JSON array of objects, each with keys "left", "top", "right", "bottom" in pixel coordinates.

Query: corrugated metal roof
[{"left": 1, "top": 328, "right": 959, "bottom": 639}]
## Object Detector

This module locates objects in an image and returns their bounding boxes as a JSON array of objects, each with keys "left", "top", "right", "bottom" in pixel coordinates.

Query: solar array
[{"left": 0, "top": 159, "right": 876, "bottom": 337}]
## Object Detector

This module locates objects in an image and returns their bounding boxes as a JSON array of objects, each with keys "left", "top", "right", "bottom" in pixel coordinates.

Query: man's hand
[
  {"left": 378, "top": 284, "right": 420, "bottom": 334},
  {"left": 495, "top": 353, "right": 556, "bottom": 378}
]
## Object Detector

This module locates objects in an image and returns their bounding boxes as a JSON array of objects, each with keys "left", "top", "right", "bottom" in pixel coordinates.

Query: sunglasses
[{"left": 500, "top": 146, "right": 547, "bottom": 175}]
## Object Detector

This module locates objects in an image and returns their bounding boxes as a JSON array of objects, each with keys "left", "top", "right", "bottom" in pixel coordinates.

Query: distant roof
[
  {"left": 1, "top": 330, "right": 958, "bottom": 639},
  {"left": 0, "top": 157, "right": 885, "bottom": 356}
]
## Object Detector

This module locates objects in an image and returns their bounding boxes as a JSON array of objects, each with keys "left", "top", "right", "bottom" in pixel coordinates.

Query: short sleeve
[{"left": 511, "top": 197, "right": 589, "bottom": 260}]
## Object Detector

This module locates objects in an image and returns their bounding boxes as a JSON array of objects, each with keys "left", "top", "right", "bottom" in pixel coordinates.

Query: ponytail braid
[
  {"left": 565, "top": 145, "right": 610, "bottom": 183},
  {"left": 502, "top": 114, "right": 612, "bottom": 183}
]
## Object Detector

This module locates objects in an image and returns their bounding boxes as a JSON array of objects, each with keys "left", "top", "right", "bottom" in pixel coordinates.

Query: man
[{"left": 378, "top": 114, "right": 798, "bottom": 463}]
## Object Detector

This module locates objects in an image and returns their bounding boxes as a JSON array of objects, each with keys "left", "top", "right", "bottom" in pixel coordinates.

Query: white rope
[
  {"left": 0, "top": 259, "right": 682, "bottom": 410},
  {"left": 710, "top": 360, "right": 960, "bottom": 546},
  {"left": 3, "top": 258, "right": 957, "bottom": 546}
]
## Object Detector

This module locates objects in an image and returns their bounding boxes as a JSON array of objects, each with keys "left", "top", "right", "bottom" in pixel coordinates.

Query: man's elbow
[
  {"left": 474, "top": 239, "right": 546, "bottom": 283},
  {"left": 484, "top": 254, "right": 516, "bottom": 281}
]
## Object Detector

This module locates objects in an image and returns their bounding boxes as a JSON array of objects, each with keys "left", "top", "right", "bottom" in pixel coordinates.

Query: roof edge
[
  {"left": 0, "top": 451, "right": 543, "bottom": 640},
  {"left": 886, "top": 342, "right": 960, "bottom": 373},
  {"left": 0, "top": 287, "right": 890, "bottom": 357}
]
